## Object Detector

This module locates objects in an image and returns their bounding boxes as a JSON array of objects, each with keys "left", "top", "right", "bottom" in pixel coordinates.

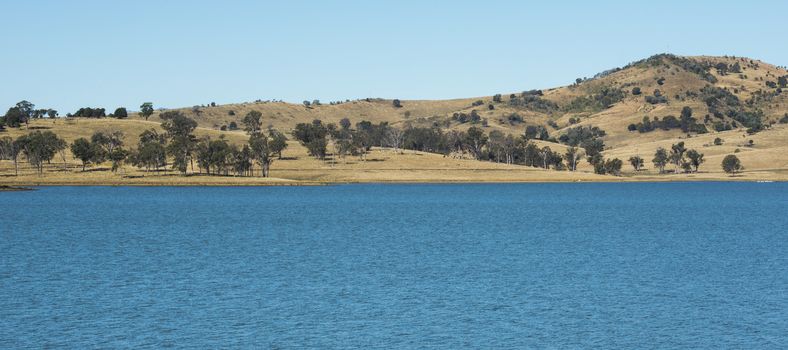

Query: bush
[
  {"left": 645, "top": 89, "right": 668, "bottom": 104},
  {"left": 392, "top": 99, "right": 402, "bottom": 108},
  {"left": 453, "top": 111, "right": 482, "bottom": 124},
  {"left": 521, "top": 90, "right": 544, "bottom": 97},
  {"left": 558, "top": 125, "right": 606, "bottom": 147},
  {"left": 563, "top": 87, "right": 625, "bottom": 112},
  {"left": 699, "top": 85, "right": 761, "bottom": 129},
  {"left": 713, "top": 121, "right": 733, "bottom": 132},
  {"left": 524, "top": 125, "right": 550, "bottom": 140},
  {"left": 713, "top": 137, "right": 723, "bottom": 145},
  {"left": 778, "top": 76, "right": 788, "bottom": 88},
  {"left": 228, "top": 110, "right": 236, "bottom": 116},
  {"left": 508, "top": 95, "right": 559, "bottom": 113},
  {"left": 632, "top": 87, "right": 642, "bottom": 95},
  {"left": 113, "top": 107, "right": 128, "bottom": 119},
  {"left": 631, "top": 54, "right": 717, "bottom": 83},
  {"left": 645, "top": 95, "right": 668, "bottom": 104},
  {"left": 505, "top": 113, "right": 523, "bottom": 125},
  {"left": 492, "top": 94, "right": 502, "bottom": 103},
  {"left": 228, "top": 121, "right": 238, "bottom": 130}
]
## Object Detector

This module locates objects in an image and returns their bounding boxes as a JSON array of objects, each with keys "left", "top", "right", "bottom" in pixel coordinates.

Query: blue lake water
[{"left": 1, "top": 183, "right": 787, "bottom": 348}]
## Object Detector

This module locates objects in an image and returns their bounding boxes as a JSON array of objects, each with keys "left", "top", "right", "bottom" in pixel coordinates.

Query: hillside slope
[{"left": 147, "top": 54, "right": 788, "bottom": 145}]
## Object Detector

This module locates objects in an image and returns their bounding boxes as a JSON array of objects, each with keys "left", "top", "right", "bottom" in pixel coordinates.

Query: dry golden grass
[
  {"left": 0, "top": 119, "right": 609, "bottom": 185},
  {"left": 2, "top": 118, "right": 786, "bottom": 186}
]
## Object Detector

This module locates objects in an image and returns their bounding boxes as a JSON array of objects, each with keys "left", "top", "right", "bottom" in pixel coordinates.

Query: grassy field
[{"left": 1, "top": 118, "right": 785, "bottom": 186}]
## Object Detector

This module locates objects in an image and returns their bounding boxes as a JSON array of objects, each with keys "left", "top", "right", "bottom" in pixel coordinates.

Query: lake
[{"left": 1, "top": 183, "right": 786, "bottom": 348}]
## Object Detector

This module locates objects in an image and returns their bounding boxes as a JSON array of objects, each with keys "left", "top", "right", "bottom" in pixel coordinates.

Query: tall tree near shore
[
  {"left": 109, "top": 147, "right": 129, "bottom": 172},
  {"left": 653, "top": 147, "right": 669, "bottom": 174},
  {"left": 267, "top": 128, "right": 288, "bottom": 158},
  {"left": 669, "top": 142, "right": 687, "bottom": 173},
  {"left": 722, "top": 155, "right": 743, "bottom": 176},
  {"left": 249, "top": 132, "right": 276, "bottom": 177},
  {"left": 686, "top": 149, "right": 705, "bottom": 173},
  {"left": 629, "top": 156, "right": 644, "bottom": 171},
  {"left": 0, "top": 136, "right": 12, "bottom": 160},
  {"left": 564, "top": 147, "right": 582, "bottom": 171},
  {"left": 465, "top": 126, "right": 487, "bottom": 160},
  {"left": 0, "top": 136, "right": 21, "bottom": 175},
  {"left": 16, "top": 131, "right": 64, "bottom": 175},
  {"left": 70, "top": 138, "right": 97, "bottom": 171},
  {"left": 233, "top": 145, "right": 253, "bottom": 176},
  {"left": 292, "top": 120, "right": 328, "bottom": 159},
  {"left": 386, "top": 127, "right": 405, "bottom": 153},
  {"left": 160, "top": 111, "right": 198, "bottom": 174}
]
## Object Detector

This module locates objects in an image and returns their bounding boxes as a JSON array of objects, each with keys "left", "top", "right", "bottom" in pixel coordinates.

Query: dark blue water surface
[{"left": 1, "top": 183, "right": 787, "bottom": 348}]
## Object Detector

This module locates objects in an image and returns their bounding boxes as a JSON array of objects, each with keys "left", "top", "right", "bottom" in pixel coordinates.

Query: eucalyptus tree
[
  {"left": 669, "top": 142, "right": 687, "bottom": 173},
  {"left": 233, "top": 145, "right": 253, "bottom": 176},
  {"left": 16, "top": 131, "right": 65, "bottom": 174},
  {"left": 160, "top": 111, "right": 198, "bottom": 174},
  {"left": 652, "top": 147, "right": 669, "bottom": 174},
  {"left": 564, "top": 146, "right": 582, "bottom": 171},
  {"left": 464, "top": 126, "right": 487, "bottom": 160},
  {"left": 267, "top": 128, "right": 288, "bottom": 158},
  {"left": 132, "top": 129, "right": 167, "bottom": 172},
  {"left": 722, "top": 155, "right": 742, "bottom": 176},
  {"left": 628, "top": 156, "right": 644, "bottom": 171},
  {"left": 70, "top": 138, "right": 97, "bottom": 171},
  {"left": 386, "top": 127, "right": 405, "bottom": 153},
  {"left": 686, "top": 149, "right": 705, "bottom": 173},
  {"left": 242, "top": 111, "right": 263, "bottom": 135},
  {"left": 249, "top": 132, "right": 276, "bottom": 177},
  {"left": 113, "top": 107, "right": 128, "bottom": 119},
  {"left": 0, "top": 136, "right": 21, "bottom": 175},
  {"left": 91, "top": 131, "right": 124, "bottom": 156},
  {"left": 292, "top": 120, "right": 329, "bottom": 159},
  {"left": 139, "top": 102, "right": 154, "bottom": 121}
]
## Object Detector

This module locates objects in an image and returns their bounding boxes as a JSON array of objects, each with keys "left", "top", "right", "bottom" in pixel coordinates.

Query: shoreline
[
  {"left": 1, "top": 177, "right": 783, "bottom": 187},
  {"left": 0, "top": 185, "right": 36, "bottom": 191}
]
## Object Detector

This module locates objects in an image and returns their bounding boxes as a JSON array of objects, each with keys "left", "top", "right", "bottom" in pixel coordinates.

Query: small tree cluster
[{"left": 652, "top": 142, "right": 704, "bottom": 174}]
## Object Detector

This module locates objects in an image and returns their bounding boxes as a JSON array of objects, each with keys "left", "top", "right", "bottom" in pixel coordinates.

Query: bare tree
[
  {"left": 385, "top": 127, "right": 405, "bottom": 153},
  {"left": 564, "top": 146, "right": 583, "bottom": 171}
]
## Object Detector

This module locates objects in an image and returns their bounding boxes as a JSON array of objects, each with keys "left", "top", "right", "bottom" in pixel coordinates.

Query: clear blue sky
[{"left": 2, "top": 0, "right": 786, "bottom": 113}]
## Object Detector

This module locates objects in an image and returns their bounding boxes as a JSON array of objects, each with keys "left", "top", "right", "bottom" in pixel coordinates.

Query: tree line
[
  {"left": 1, "top": 103, "right": 747, "bottom": 178},
  {"left": 287, "top": 119, "right": 623, "bottom": 175},
  {"left": 0, "top": 100, "right": 158, "bottom": 129}
]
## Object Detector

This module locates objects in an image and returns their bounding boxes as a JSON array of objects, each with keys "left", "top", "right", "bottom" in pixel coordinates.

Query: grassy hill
[
  {"left": 2, "top": 54, "right": 787, "bottom": 185},
  {"left": 147, "top": 54, "right": 788, "bottom": 141}
]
